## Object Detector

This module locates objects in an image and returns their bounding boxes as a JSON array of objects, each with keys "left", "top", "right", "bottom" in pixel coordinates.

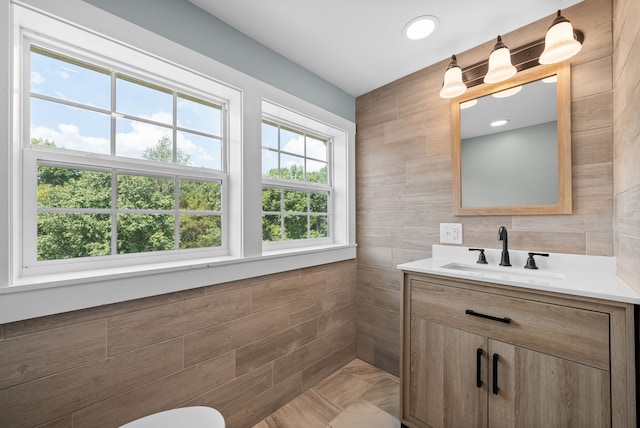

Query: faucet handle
[
  {"left": 524, "top": 252, "right": 549, "bottom": 269},
  {"left": 469, "top": 248, "right": 488, "bottom": 264}
]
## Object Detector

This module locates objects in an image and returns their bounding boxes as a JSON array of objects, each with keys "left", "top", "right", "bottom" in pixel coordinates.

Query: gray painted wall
[
  {"left": 461, "top": 121, "right": 558, "bottom": 207},
  {"left": 82, "top": 0, "right": 355, "bottom": 121}
]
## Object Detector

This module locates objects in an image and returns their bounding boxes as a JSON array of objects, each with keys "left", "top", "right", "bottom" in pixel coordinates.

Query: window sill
[{"left": 0, "top": 244, "right": 357, "bottom": 324}]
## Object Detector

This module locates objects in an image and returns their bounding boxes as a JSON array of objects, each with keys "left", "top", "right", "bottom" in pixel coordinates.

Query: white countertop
[{"left": 397, "top": 245, "right": 640, "bottom": 304}]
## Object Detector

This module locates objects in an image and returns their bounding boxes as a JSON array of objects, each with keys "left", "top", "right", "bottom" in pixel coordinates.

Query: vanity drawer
[{"left": 410, "top": 278, "right": 610, "bottom": 370}]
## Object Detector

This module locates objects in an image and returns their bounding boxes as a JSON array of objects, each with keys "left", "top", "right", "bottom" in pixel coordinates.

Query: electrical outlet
[{"left": 440, "top": 223, "right": 463, "bottom": 244}]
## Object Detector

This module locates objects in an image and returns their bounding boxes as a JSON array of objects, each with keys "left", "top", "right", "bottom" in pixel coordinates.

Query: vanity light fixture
[
  {"left": 483, "top": 36, "right": 517, "bottom": 84},
  {"left": 439, "top": 55, "right": 467, "bottom": 98},
  {"left": 539, "top": 10, "right": 583, "bottom": 64},
  {"left": 403, "top": 15, "right": 439, "bottom": 40},
  {"left": 438, "top": 10, "right": 583, "bottom": 99}
]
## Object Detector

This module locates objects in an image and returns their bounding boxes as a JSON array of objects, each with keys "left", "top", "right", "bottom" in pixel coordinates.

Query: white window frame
[
  {"left": 261, "top": 101, "right": 351, "bottom": 254},
  {"left": 0, "top": 3, "right": 355, "bottom": 324},
  {"left": 261, "top": 116, "right": 333, "bottom": 249}
]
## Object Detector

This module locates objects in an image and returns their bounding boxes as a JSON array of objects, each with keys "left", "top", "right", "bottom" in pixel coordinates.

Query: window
[
  {"left": 262, "top": 120, "right": 331, "bottom": 245},
  {"left": 3, "top": 4, "right": 355, "bottom": 323},
  {"left": 23, "top": 43, "right": 229, "bottom": 275}
]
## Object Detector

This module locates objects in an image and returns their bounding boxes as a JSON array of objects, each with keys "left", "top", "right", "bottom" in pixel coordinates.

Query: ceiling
[{"left": 188, "top": 0, "right": 583, "bottom": 97}]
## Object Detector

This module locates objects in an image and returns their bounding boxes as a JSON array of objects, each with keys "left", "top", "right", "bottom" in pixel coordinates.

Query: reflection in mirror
[
  {"left": 461, "top": 78, "right": 558, "bottom": 207},
  {"left": 451, "top": 63, "right": 572, "bottom": 216}
]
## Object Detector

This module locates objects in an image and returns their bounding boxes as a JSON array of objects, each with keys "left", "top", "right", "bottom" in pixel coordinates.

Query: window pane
[
  {"left": 284, "top": 215, "right": 307, "bottom": 240},
  {"left": 38, "top": 167, "right": 111, "bottom": 209},
  {"left": 37, "top": 213, "right": 111, "bottom": 260},
  {"left": 179, "top": 215, "right": 221, "bottom": 248},
  {"left": 180, "top": 180, "right": 221, "bottom": 211},
  {"left": 281, "top": 127, "right": 304, "bottom": 155},
  {"left": 262, "top": 188, "right": 281, "bottom": 212},
  {"left": 116, "top": 75, "right": 172, "bottom": 124},
  {"left": 262, "top": 121, "right": 278, "bottom": 150},
  {"left": 310, "top": 215, "right": 328, "bottom": 238},
  {"left": 307, "top": 160, "right": 328, "bottom": 184},
  {"left": 117, "top": 175, "right": 175, "bottom": 210},
  {"left": 306, "top": 135, "right": 327, "bottom": 161},
  {"left": 117, "top": 214, "right": 175, "bottom": 254},
  {"left": 262, "top": 215, "right": 281, "bottom": 242},
  {"left": 177, "top": 131, "right": 222, "bottom": 170},
  {"left": 284, "top": 190, "right": 308, "bottom": 212},
  {"left": 30, "top": 47, "right": 110, "bottom": 109},
  {"left": 31, "top": 98, "right": 110, "bottom": 154},
  {"left": 115, "top": 118, "right": 173, "bottom": 162},
  {"left": 262, "top": 148, "right": 278, "bottom": 177},
  {"left": 310, "top": 192, "right": 328, "bottom": 213},
  {"left": 280, "top": 154, "right": 304, "bottom": 180},
  {"left": 177, "top": 94, "right": 221, "bottom": 136}
]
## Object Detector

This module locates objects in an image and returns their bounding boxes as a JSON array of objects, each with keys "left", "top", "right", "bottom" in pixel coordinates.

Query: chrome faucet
[{"left": 498, "top": 226, "right": 511, "bottom": 266}]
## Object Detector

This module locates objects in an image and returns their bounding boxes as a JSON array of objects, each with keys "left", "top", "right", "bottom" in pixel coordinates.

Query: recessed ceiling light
[
  {"left": 491, "top": 119, "right": 509, "bottom": 127},
  {"left": 403, "top": 16, "right": 439, "bottom": 40}
]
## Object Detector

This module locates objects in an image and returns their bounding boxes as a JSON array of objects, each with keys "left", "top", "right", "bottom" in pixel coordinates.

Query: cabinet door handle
[
  {"left": 465, "top": 309, "right": 511, "bottom": 324},
  {"left": 492, "top": 353, "right": 500, "bottom": 395},
  {"left": 476, "top": 348, "right": 483, "bottom": 388}
]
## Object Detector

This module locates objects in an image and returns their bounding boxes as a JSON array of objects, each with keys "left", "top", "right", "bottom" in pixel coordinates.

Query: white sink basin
[{"left": 438, "top": 262, "right": 564, "bottom": 285}]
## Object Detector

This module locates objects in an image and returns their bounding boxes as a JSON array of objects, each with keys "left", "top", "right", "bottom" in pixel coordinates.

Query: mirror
[{"left": 451, "top": 63, "right": 572, "bottom": 216}]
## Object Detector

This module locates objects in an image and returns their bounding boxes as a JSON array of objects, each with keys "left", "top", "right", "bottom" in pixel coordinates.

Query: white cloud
[
  {"left": 31, "top": 71, "right": 45, "bottom": 85},
  {"left": 282, "top": 135, "right": 305, "bottom": 156},
  {"left": 306, "top": 137, "right": 327, "bottom": 161},
  {"left": 56, "top": 70, "right": 70, "bottom": 80},
  {"left": 31, "top": 111, "right": 220, "bottom": 169},
  {"left": 31, "top": 124, "right": 110, "bottom": 154}
]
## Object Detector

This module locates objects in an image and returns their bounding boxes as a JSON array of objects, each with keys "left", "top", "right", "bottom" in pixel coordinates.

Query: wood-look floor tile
[
  {"left": 339, "top": 359, "right": 393, "bottom": 385},
  {"left": 314, "top": 368, "right": 375, "bottom": 410},
  {"left": 327, "top": 401, "right": 400, "bottom": 428},
  {"left": 359, "top": 376, "right": 400, "bottom": 418},
  {"left": 256, "top": 389, "right": 341, "bottom": 428},
  {"left": 254, "top": 359, "right": 400, "bottom": 428}
]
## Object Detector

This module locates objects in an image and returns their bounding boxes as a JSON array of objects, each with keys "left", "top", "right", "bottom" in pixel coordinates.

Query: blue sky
[
  {"left": 30, "top": 49, "right": 222, "bottom": 170},
  {"left": 30, "top": 48, "right": 328, "bottom": 176}
]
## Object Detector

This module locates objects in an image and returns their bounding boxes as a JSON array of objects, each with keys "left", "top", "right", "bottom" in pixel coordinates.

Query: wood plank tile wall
[
  {"left": 613, "top": 0, "right": 640, "bottom": 293},
  {"left": 0, "top": 260, "right": 357, "bottom": 428},
  {"left": 355, "top": 0, "right": 619, "bottom": 377}
]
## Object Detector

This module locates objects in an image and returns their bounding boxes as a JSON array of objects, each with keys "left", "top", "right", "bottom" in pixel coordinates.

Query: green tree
[
  {"left": 35, "top": 136, "right": 221, "bottom": 261},
  {"left": 262, "top": 165, "right": 328, "bottom": 241},
  {"left": 142, "top": 135, "right": 191, "bottom": 165}
]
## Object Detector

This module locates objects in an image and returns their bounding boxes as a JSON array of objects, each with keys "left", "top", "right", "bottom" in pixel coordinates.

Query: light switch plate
[{"left": 440, "top": 223, "right": 463, "bottom": 244}]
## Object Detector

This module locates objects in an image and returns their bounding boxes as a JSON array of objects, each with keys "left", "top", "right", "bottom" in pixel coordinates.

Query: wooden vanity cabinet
[{"left": 400, "top": 272, "right": 637, "bottom": 428}]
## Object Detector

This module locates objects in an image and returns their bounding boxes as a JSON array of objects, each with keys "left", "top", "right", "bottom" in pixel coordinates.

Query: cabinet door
[
  {"left": 488, "top": 340, "right": 611, "bottom": 428},
  {"left": 410, "top": 317, "right": 488, "bottom": 428}
]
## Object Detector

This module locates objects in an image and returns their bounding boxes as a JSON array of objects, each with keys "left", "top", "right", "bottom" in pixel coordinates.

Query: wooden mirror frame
[{"left": 451, "top": 62, "right": 572, "bottom": 216}]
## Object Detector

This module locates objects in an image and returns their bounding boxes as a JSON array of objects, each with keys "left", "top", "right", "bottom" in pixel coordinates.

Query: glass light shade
[
  {"left": 484, "top": 38, "right": 516, "bottom": 84},
  {"left": 539, "top": 13, "right": 582, "bottom": 64},
  {"left": 439, "top": 56, "right": 466, "bottom": 98}
]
